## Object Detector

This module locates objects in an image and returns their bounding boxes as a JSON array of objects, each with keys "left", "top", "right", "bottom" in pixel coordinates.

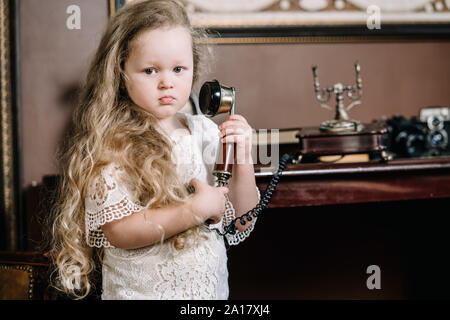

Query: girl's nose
[{"left": 158, "top": 72, "right": 174, "bottom": 89}]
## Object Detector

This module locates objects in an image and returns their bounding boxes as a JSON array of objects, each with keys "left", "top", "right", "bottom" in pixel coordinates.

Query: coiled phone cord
[{"left": 213, "top": 152, "right": 298, "bottom": 236}]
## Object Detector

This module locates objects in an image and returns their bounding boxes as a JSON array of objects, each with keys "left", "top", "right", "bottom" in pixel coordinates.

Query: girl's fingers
[
  {"left": 221, "top": 135, "right": 249, "bottom": 143},
  {"left": 219, "top": 123, "right": 252, "bottom": 134},
  {"left": 227, "top": 114, "right": 248, "bottom": 124},
  {"left": 220, "top": 126, "right": 245, "bottom": 136},
  {"left": 219, "top": 116, "right": 249, "bottom": 130}
]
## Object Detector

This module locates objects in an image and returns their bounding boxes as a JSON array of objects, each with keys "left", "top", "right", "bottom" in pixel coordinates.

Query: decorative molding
[
  {"left": 182, "top": 0, "right": 450, "bottom": 27},
  {"left": 347, "top": 0, "right": 433, "bottom": 12},
  {"left": 0, "top": 0, "right": 17, "bottom": 250},
  {"left": 190, "top": 11, "right": 450, "bottom": 27},
  {"left": 112, "top": 0, "right": 450, "bottom": 42},
  {"left": 184, "top": 0, "right": 279, "bottom": 12},
  {"left": 112, "top": 0, "right": 450, "bottom": 25},
  {"left": 299, "top": 0, "right": 329, "bottom": 11}
]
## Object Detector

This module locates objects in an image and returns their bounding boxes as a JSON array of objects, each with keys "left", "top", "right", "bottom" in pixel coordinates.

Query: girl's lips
[{"left": 159, "top": 96, "right": 175, "bottom": 104}]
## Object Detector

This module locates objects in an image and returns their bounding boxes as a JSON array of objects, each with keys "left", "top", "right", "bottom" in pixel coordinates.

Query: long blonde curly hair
[{"left": 49, "top": 0, "right": 210, "bottom": 299}]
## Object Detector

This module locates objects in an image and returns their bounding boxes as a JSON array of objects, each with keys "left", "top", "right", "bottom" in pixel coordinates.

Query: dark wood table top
[{"left": 254, "top": 156, "right": 450, "bottom": 208}]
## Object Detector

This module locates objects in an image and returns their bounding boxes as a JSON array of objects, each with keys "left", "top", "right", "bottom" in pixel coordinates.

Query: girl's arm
[
  {"left": 227, "top": 158, "right": 259, "bottom": 232},
  {"left": 101, "top": 179, "right": 228, "bottom": 249},
  {"left": 101, "top": 201, "right": 197, "bottom": 249},
  {"left": 218, "top": 114, "right": 260, "bottom": 232}
]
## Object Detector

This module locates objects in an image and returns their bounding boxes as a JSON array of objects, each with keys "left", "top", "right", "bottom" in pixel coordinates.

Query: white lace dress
[{"left": 85, "top": 112, "right": 259, "bottom": 300}]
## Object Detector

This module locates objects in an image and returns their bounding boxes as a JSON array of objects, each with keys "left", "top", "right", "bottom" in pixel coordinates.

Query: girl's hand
[
  {"left": 218, "top": 114, "right": 253, "bottom": 164},
  {"left": 187, "top": 178, "right": 229, "bottom": 224}
]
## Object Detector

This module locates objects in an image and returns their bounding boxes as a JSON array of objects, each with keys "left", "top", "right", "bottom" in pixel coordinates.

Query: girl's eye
[
  {"left": 173, "top": 66, "right": 184, "bottom": 73},
  {"left": 145, "top": 68, "right": 156, "bottom": 75}
]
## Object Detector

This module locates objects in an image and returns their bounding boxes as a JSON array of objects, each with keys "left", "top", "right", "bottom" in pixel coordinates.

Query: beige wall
[{"left": 19, "top": 0, "right": 450, "bottom": 187}]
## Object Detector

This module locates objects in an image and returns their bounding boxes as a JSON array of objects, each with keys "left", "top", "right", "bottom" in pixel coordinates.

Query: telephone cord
[{"left": 212, "top": 152, "right": 297, "bottom": 236}]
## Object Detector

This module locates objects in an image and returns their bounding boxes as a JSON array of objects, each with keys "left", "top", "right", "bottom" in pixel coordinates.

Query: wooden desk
[
  {"left": 227, "top": 156, "right": 450, "bottom": 299},
  {"left": 254, "top": 156, "right": 450, "bottom": 208},
  {"left": 15, "top": 156, "right": 450, "bottom": 299}
]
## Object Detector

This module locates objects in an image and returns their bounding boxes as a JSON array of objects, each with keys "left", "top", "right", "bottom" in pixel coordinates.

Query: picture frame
[
  {"left": 1, "top": 0, "right": 22, "bottom": 251},
  {"left": 109, "top": 0, "right": 450, "bottom": 43}
]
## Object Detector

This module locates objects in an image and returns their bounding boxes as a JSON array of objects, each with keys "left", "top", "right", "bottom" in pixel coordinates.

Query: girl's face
[{"left": 123, "top": 25, "right": 194, "bottom": 121}]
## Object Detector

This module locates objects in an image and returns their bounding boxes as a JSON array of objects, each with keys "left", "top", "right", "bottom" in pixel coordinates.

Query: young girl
[{"left": 50, "top": 0, "right": 260, "bottom": 300}]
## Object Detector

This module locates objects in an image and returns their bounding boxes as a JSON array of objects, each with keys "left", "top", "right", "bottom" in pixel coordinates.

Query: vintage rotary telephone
[{"left": 198, "top": 80, "right": 296, "bottom": 236}]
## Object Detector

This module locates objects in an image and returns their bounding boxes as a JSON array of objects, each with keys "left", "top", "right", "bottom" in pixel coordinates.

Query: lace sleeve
[
  {"left": 223, "top": 185, "right": 261, "bottom": 246},
  {"left": 85, "top": 164, "right": 145, "bottom": 248}
]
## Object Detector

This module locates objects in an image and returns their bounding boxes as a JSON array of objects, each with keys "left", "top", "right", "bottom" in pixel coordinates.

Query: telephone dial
[{"left": 197, "top": 80, "right": 297, "bottom": 236}]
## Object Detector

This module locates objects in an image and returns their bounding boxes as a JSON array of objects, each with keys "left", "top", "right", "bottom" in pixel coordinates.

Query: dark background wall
[
  {"left": 17, "top": 0, "right": 450, "bottom": 299},
  {"left": 20, "top": 0, "right": 108, "bottom": 188}
]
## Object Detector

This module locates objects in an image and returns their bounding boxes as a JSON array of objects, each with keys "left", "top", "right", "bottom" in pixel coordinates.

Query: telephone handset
[
  {"left": 198, "top": 80, "right": 296, "bottom": 236},
  {"left": 199, "top": 80, "right": 237, "bottom": 187}
]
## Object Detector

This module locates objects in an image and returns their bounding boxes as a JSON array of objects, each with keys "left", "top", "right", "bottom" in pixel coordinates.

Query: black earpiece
[{"left": 199, "top": 80, "right": 235, "bottom": 117}]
